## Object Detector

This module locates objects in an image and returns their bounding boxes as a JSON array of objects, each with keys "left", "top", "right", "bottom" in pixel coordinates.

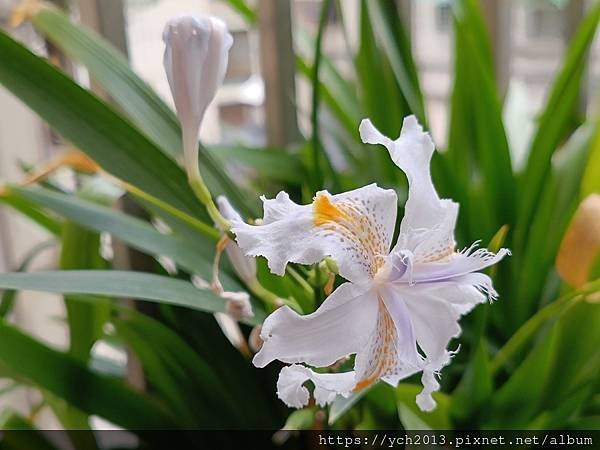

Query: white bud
[
  {"left": 222, "top": 291, "right": 254, "bottom": 321},
  {"left": 163, "top": 15, "right": 232, "bottom": 176},
  {"left": 217, "top": 196, "right": 257, "bottom": 284}
]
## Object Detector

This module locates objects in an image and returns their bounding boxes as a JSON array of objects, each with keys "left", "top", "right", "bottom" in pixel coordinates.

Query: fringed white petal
[
  {"left": 253, "top": 283, "right": 378, "bottom": 368},
  {"left": 409, "top": 246, "right": 511, "bottom": 285},
  {"left": 384, "top": 287, "right": 460, "bottom": 412},
  {"left": 360, "top": 116, "right": 460, "bottom": 262},
  {"left": 277, "top": 365, "right": 356, "bottom": 408},
  {"left": 403, "top": 289, "right": 462, "bottom": 363},
  {"left": 415, "top": 367, "right": 443, "bottom": 412},
  {"left": 232, "top": 184, "right": 398, "bottom": 283}
]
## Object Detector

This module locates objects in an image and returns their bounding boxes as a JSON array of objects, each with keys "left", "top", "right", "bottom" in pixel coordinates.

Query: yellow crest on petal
[{"left": 313, "top": 193, "right": 350, "bottom": 226}]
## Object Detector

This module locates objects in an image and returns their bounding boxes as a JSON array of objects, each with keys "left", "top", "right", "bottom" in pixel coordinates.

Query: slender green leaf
[
  {"left": 0, "top": 190, "right": 62, "bottom": 235},
  {"left": 515, "top": 2, "right": 600, "bottom": 251},
  {"left": 309, "top": 0, "right": 337, "bottom": 191},
  {"left": 487, "top": 326, "right": 559, "bottom": 428},
  {"left": 355, "top": 0, "right": 407, "bottom": 184},
  {"left": 221, "top": 0, "right": 257, "bottom": 24},
  {"left": 491, "top": 286, "right": 600, "bottom": 429},
  {"left": 31, "top": 7, "right": 180, "bottom": 160},
  {"left": 356, "top": 0, "right": 408, "bottom": 132},
  {"left": 59, "top": 185, "right": 112, "bottom": 362},
  {"left": 0, "top": 270, "right": 264, "bottom": 325},
  {"left": 296, "top": 31, "right": 361, "bottom": 136},
  {"left": 11, "top": 186, "right": 239, "bottom": 289},
  {"left": 30, "top": 7, "right": 257, "bottom": 216},
  {"left": 0, "top": 28, "right": 203, "bottom": 219},
  {"left": 511, "top": 124, "right": 593, "bottom": 327},
  {"left": 0, "top": 240, "right": 56, "bottom": 318},
  {"left": 449, "top": 0, "right": 515, "bottom": 237},
  {"left": 0, "top": 320, "right": 177, "bottom": 429},
  {"left": 365, "top": 1, "right": 426, "bottom": 125},
  {"left": 581, "top": 119, "right": 600, "bottom": 197},
  {"left": 160, "top": 307, "right": 284, "bottom": 428},
  {"left": 491, "top": 279, "right": 600, "bottom": 374},
  {"left": 113, "top": 307, "right": 243, "bottom": 428},
  {"left": 450, "top": 343, "right": 493, "bottom": 426},
  {"left": 538, "top": 301, "right": 600, "bottom": 413}
]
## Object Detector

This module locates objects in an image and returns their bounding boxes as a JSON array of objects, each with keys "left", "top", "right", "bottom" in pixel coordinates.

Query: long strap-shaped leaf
[
  {"left": 515, "top": 3, "right": 600, "bottom": 251},
  {"left": 449, "top": 0, "right": 515, "bottom": 240},
  {"left": 113, "top": 307, "right": 246, "bottom": 428},
  {"left": 11, "top": 186, "right": 223, "bottom": 282},
  {"left": 0, "top": 240, "right": 56, "bottom": 318},
  {"left": 30, "top": 7, "right": 257, "bottom": 216},
  {"left": 365, "top": 1, "right": 427, "bottom": 126},
  {"left": 509, "top": 125, "right": 593, "bottom": 328},
  {"left": 0, "top": 29, "right": 206, "bottom": 220},
  {"left": 0, "top": 191, "right": 62, "bottom": 235},
  {"left": 0, "top": 271, "right": 265, "bottom": 325},
  {"left": 11, "top": 185, "right": 268, "bottom": 318},
  {"left": 32, "top": 7, "right": 180, "bottom": 160},
  {"left": 0, "top": 320, "right": 177, "bottom": 429}
]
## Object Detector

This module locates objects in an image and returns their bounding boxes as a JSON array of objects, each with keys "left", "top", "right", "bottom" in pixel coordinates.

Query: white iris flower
[{"left": 232, "top": 116, "right": 510, "bottom": 411}]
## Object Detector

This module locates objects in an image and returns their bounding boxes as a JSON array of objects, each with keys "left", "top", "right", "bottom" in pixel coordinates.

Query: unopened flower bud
[{"left": 163, "top": 15, "right": 232, "bottom": 179}]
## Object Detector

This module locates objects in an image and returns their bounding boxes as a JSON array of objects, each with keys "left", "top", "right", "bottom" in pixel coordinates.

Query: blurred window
[
  {"left": 435, "top": 3, "right": 452, "bottom": 34},
  {"left": 526, "top": 5, "right": 563, "bottom": 40},
  {"left": 225, "top": 30, "right": 253, "bottom": 83}
]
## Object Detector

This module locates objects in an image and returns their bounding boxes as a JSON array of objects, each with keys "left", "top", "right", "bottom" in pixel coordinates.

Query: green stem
[
  {"left": 286, "top": 266, "right": 315, "bottom": 298},
  {"left": 247, "top": 279, "right": 281, "bottom": 309},
  {"left": 247, "top": 279, "right": 303, "bottom": 314},
  {"left": 188, "top": 175, "right": 231, "bottom": 234},
  {"left": 124, "top": 182, "right": 220, "bottom": 240}
]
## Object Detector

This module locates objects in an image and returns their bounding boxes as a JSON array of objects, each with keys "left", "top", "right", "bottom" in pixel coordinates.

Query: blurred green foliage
[{"left": 0, "top": 0, "right": 598, "bottom": 445}]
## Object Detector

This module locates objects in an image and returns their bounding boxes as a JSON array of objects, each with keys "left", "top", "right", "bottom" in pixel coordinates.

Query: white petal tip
[
  {"left": 415, "top": 393, "right": 436, "bottom": 412},
  {"left": 215, "top": 195, "right": 227, "bottom": 206},
  {"left": 267, "top": 260, "right": 287, "bottom": 277},
  {"left": 277, "top": 365, "right": 310, "bottom": 409},
  {"left": 251, "top": 352, "right": 268, "bottom": 368},
  {"left": 402, "top": 114, "right": 421, "bottom": 130},
  {"left": 359, "top": 118, "right": 386, "bottom": 145}
]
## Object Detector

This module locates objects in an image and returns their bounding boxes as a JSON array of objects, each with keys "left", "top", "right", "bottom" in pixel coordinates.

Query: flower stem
[
  {"left": 247, "top": 279, "right": 302, "bottom": 314},
  {"left": 188, "top": 174, "right": 231, "bottom": 234},
  {"left": 121, "top": 181, "right": 220, "bottom": 240}
]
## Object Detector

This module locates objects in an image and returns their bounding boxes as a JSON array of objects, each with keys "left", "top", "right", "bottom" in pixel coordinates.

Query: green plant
[{"left": 0, "top": 0, "right": 598, "bottom": 444}]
